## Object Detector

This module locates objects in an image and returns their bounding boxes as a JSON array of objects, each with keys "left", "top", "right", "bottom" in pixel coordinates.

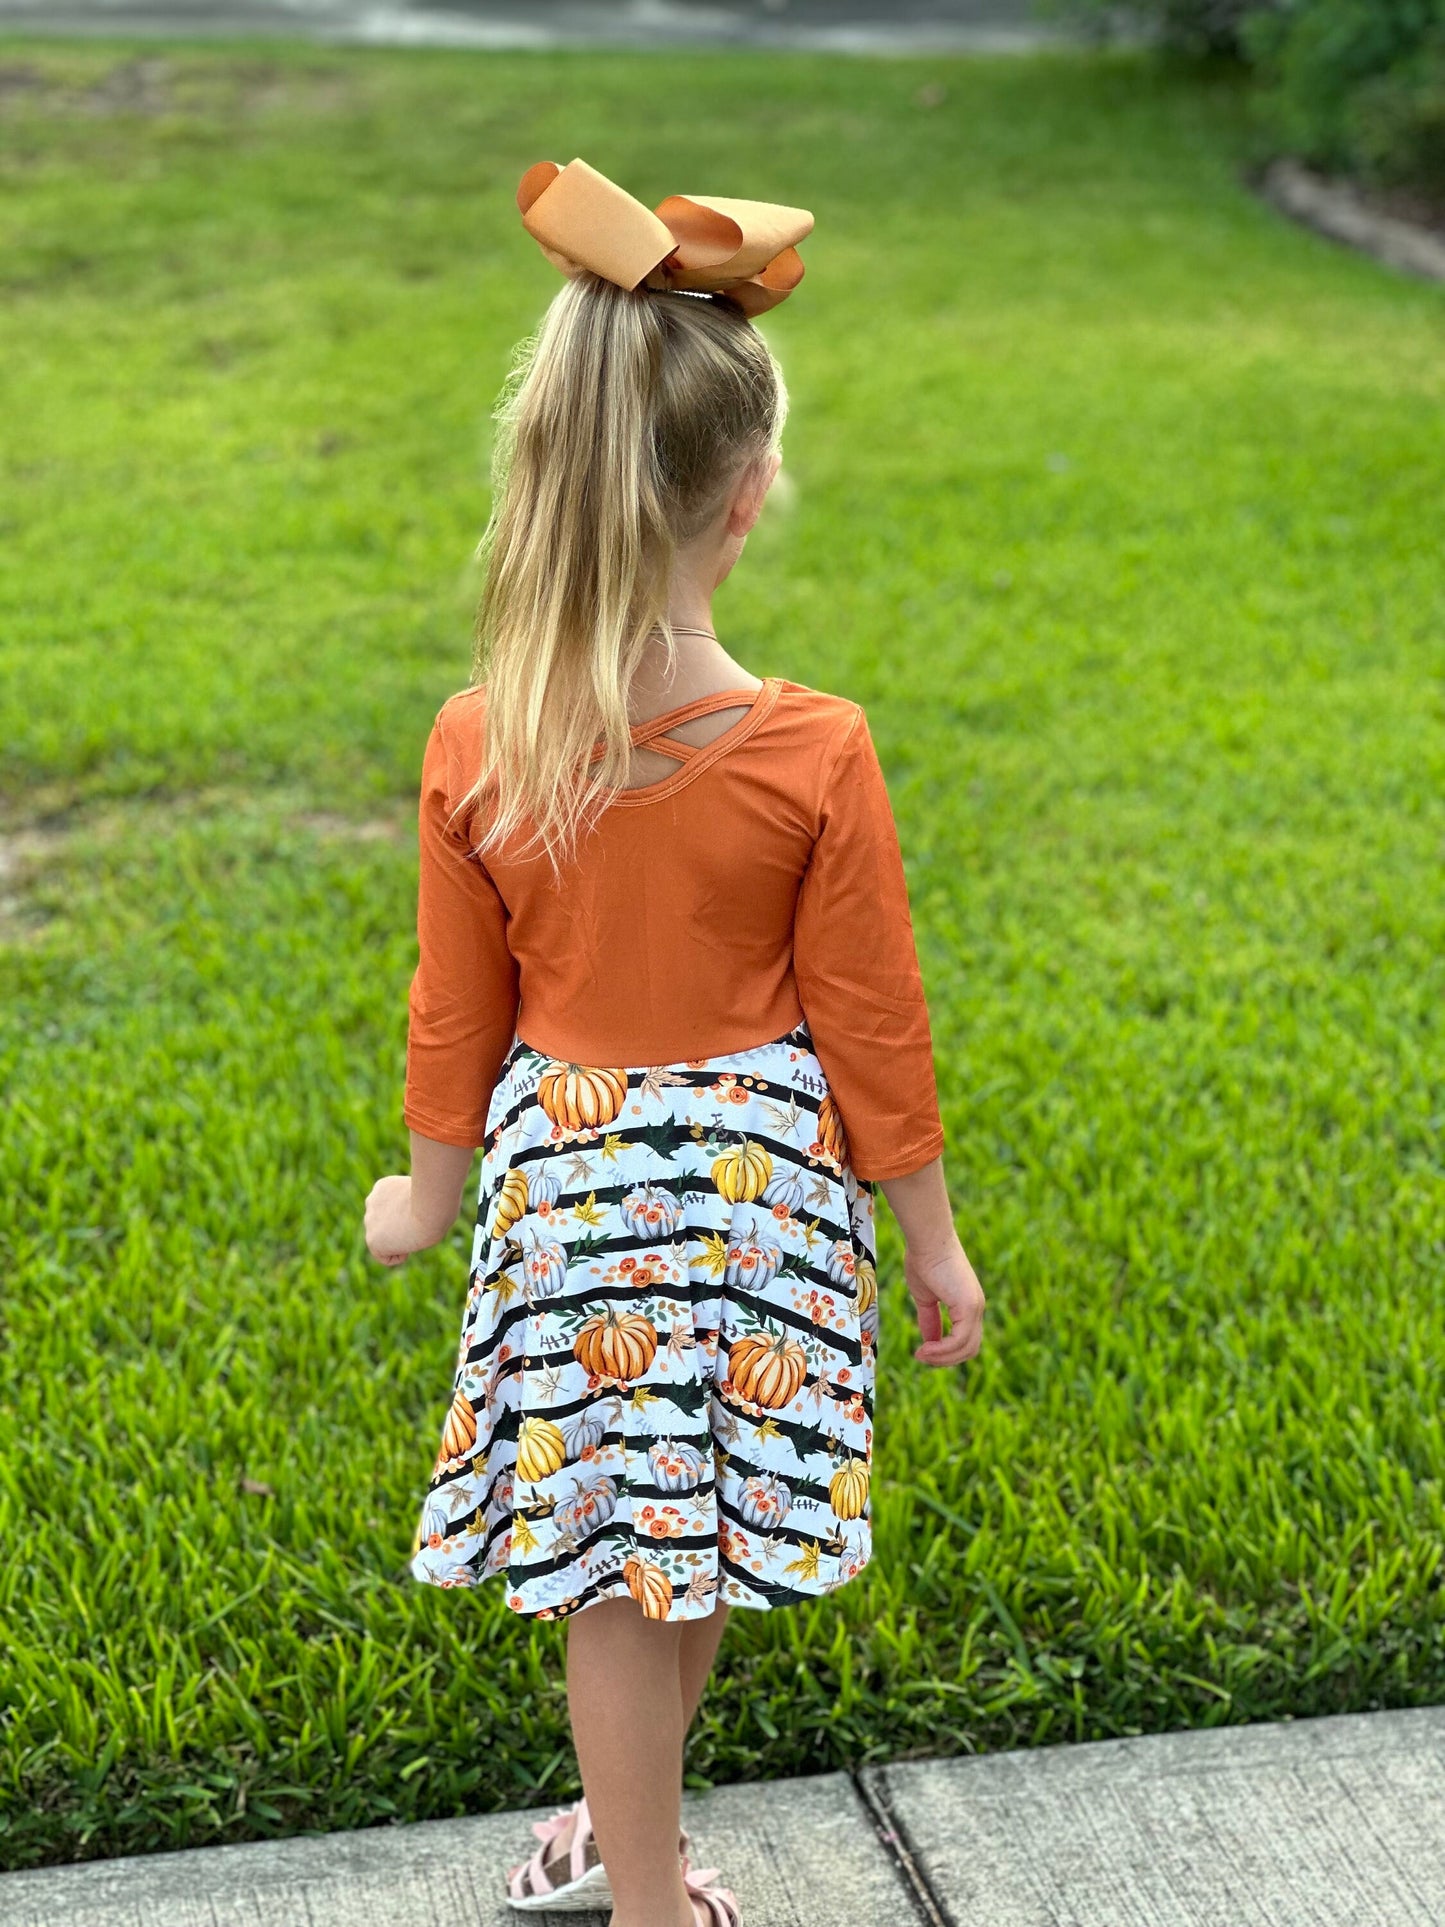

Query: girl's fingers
[
  {"left": 912, "top": 1288, "right": 984, "bottom": 1366},
  {"left": 911, "top": 1296, "right": 943, "bottom": 1346},
  {"left": 917, "top": 1328, "right": 978, "bottom": 1365}
]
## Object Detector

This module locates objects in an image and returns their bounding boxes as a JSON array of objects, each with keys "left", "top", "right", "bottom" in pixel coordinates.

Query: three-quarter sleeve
[
  {"left": 793, "top": 706, "right": 945, "bottom": 1182},
  {"left": 403, "top": 710, "right": 521, "bottom": 1148}
]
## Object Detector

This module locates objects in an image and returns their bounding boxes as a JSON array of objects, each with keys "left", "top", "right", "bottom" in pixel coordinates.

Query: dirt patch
[
  {"left": 0, "top": 825, "right": 70, "bottom": 945},
  {"left": 293, "top": 813, "right": 409, "bottom": 843},
  {"left": 0, "top": 54, "right": 351, "bottom": 122},
  {"left": 0, "top": 795, "right": 410, "bottom": 946}
]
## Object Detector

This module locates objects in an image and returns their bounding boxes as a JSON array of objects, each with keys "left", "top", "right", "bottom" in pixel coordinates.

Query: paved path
[
  {"left": 0, "top": 0, "right": 1060, "bottom": 54},
  {"left": 4, "top": 1706, "right": 1445, "bottom": 1925}
]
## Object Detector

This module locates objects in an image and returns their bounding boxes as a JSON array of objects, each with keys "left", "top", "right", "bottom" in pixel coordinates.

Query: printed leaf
[
  {"left": 626, "top": 1123, "right": 686, "bottom": 1163},
  {"left": 695, "top": 1231, "right": 730, "bottom": 1279},
  {"left": 639, "top": 1066, "right": 691, "bottom": 1102},
  {"left": 760, "top": 1094, "right": 805, "bottom": 1138},
  {"left": 511, "top": 1514, "right": 540, "bottom": 1555},
  {"left": 782, "top": 1541, "right": 823, "bottom": 1582},
  {"left": 662, "top": 1379, "right": 711, "bottom": 1418},
  {"left": 565, "top": 1230, "right": 609, "bottom": 1266}
]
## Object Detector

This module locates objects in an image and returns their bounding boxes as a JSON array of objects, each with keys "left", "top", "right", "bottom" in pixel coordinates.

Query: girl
[{"left": 364, "top": 159, "right": 985, "bottom": 1927}]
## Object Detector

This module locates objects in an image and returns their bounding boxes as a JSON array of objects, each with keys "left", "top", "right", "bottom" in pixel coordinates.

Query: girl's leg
[
  {"left": 567, "top": 1598, "right": 694, "bottom": 1927},
  {"left": 679, "top": 1601, "right": 730, "bottom": 1729}
]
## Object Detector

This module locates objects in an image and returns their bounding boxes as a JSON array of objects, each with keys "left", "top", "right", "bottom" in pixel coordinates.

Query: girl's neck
[{"left": 628, "top": 609, "right": 760, "bottom": 718}]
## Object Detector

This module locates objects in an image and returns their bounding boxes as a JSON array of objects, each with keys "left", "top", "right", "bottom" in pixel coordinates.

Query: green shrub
[
  {"left": 1044, "top": 0, "right": 1262, "bottom": 55},
  {"left": 1344, "top": 32, "right": 1445, "bottom": 194},
  {"left": 1048, "top": 0, "right": 1445, "bottom": 199},
  {"left": 1246, "top": 0, "right": 1445, "bottom": 175}
]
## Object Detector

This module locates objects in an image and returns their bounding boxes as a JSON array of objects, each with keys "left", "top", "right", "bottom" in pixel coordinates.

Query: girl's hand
[
  {"left": 905, "top": 1235, "right": 985, "bottom": 1367},
  {"left": 365, "top": 1174, "right": 442, "bottom": 1268}
]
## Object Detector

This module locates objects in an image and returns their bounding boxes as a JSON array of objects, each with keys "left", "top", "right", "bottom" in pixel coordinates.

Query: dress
[
  {"left": 402, "top": 677, "right": 941, "bottom": 1622},
  {"left": 408, "top": 1020, "right": 878, "bottom": 1621}
]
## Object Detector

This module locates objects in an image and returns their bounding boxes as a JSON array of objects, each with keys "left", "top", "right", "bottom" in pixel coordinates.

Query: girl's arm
[
  {"left": 877, "top": 1156, "right": 986, "bottom": 1368},
  {"left": 365, "top": 703, "right": 520, "bottom": 1268},
  {"left": 792, "top": 705, "right": 985, "bottom": 1368},
  {"left": 365, "top": 1133, "right": 476, "bottom": 1268}
]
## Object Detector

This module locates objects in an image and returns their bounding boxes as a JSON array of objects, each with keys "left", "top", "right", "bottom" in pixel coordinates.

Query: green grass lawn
[{"left": 2, "top": 39, "right": 1443, "bottom": 1872}]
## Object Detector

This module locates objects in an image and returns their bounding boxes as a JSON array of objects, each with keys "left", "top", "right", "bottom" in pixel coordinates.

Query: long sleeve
[
  {"left": 792, "top": 706, "right": 945, "bottom": 1182},
  {"left": 402, "top": 710, "right": 521, "bottom": 1148}
]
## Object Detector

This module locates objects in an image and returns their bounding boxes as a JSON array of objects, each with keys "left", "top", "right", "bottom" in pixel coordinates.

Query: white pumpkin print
[
  {"left": 724, "top": 1222, "right": 785, "bottom": 1291},
  {"left": 824, "top": 1239, "right": 856, "bottom": 1288},
  {"left": 737, "top": 1471, "right": 792, "bottom": 1528},
  {"left": 620, "top": 1183, "right": 684, "bottom": 1239},
  {"left": 528, "top": 1167, "right": 562, "bottom": 1212},
  {"left": 524, "top": 1236, "right": 569, "bottom": 1300},
  {"left": 563, "top": 1406, "right": 610, "bottom": 1458},
  {"left": 761, "top": 1169, "right": 806, "bottom": 1215},
  {"left": 555, "top": 1473, "right": 619, "bottom": 1537},
  {"left": 647, "top": 1437, "right": 709, "bottom": 1492}
]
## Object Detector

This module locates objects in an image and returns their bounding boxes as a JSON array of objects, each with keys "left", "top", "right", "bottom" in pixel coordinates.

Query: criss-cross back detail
[
  {"left": 585, "top": 686, "right": 769, "bottom": 799},
  {"left": 629, "top": 689, "right": 760, "bottom": 761}
]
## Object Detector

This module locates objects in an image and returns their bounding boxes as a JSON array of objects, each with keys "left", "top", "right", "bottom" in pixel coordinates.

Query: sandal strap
[
  {"left": 684, "top": 1859, "right": 741, "bottom": 1926},
  {"left": 507, "top": 1796, "right": 698, "bottom": 1904},
  {"left": 569, "top": 1794, "right": 595, "bottom": 1884},
  {"left": 507, "top": 1800, "right": 590, "bottom": 1902}
]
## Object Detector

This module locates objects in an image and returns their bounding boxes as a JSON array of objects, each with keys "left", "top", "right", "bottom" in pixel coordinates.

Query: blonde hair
[{"left": 460, "top": 273, "right": 788, "bottom": 871}]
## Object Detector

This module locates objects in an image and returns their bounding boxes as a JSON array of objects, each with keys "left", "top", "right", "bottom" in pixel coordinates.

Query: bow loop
[{"left": 517, "top": 159, "right": 812, "bottom": 316}]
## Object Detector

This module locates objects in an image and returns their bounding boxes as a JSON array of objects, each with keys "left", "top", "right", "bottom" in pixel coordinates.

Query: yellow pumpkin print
[
  {"left": 854, "top": 1258, "right": 878, "bottom": 1317},
  {"left": 538, "top": 1063, "right": 629, "bottom": 1132},
  {"left": 711, "top": 1139, "right": 773, "bottom": 1203},
  {"left": 516, "top": 1415, "right": 567, "bottom": 1483},
  {"left": 829, "top": 1459, "right": 870, "bottom": 1520},
  {"left": 493, "top": 1168, "right": 529, "bottom": 1238}
]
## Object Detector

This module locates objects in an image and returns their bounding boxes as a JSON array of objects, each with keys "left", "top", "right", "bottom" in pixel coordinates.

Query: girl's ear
[{"left": 727, "top": 452, "right": 782, "bottom": 539}]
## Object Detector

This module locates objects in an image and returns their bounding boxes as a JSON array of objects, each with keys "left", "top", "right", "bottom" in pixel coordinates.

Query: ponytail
[{"left": 460, "top": 274, "right": 787, "bottom": 871}]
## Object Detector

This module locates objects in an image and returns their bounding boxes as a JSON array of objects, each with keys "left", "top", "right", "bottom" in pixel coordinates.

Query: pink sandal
[
  {"left": 505, "top": 1794, "right": 694, "bottom": 1913},
  {"left": 684, "top": 1854, "right": 742, "bottom": 1925}
]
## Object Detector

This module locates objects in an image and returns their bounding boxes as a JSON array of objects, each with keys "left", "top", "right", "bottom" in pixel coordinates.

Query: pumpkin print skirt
[{"left": 408, "top": 1018, "right": 879, "bottom": 1622}]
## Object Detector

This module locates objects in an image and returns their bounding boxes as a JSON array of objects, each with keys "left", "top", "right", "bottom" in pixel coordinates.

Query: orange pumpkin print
[
  {"left": 436, "top": 1390, "right": 478, "bottom": 1469},
  {"left": 623, "top": 1554, "right": 674, "bottom": 1619},
  {"left": 816, "top": 1093, "right": 849, "bottom": 1169},
  {"left": 574, "top": 1305, "right": 659, "bottom": 1382},
  {"left": 728, "top": 1328, "right": 809, "bottom": 1410},
  {"left": 538, "top": 1062, "right": 629, "bottom": 1132}
]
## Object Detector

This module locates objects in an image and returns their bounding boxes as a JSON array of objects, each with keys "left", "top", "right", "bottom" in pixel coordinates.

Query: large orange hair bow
[{"left": 516, "top": 158, "right": 813, "bottom": 318}]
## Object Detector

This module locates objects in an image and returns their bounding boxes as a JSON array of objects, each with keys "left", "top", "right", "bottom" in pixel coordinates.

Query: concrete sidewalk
[
  {"left": 4, "top": 1705, "right": 1444, "bottom": 1926},
  {"left": 0, "top": 0, "right": 1062, "bottom": 54}
]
